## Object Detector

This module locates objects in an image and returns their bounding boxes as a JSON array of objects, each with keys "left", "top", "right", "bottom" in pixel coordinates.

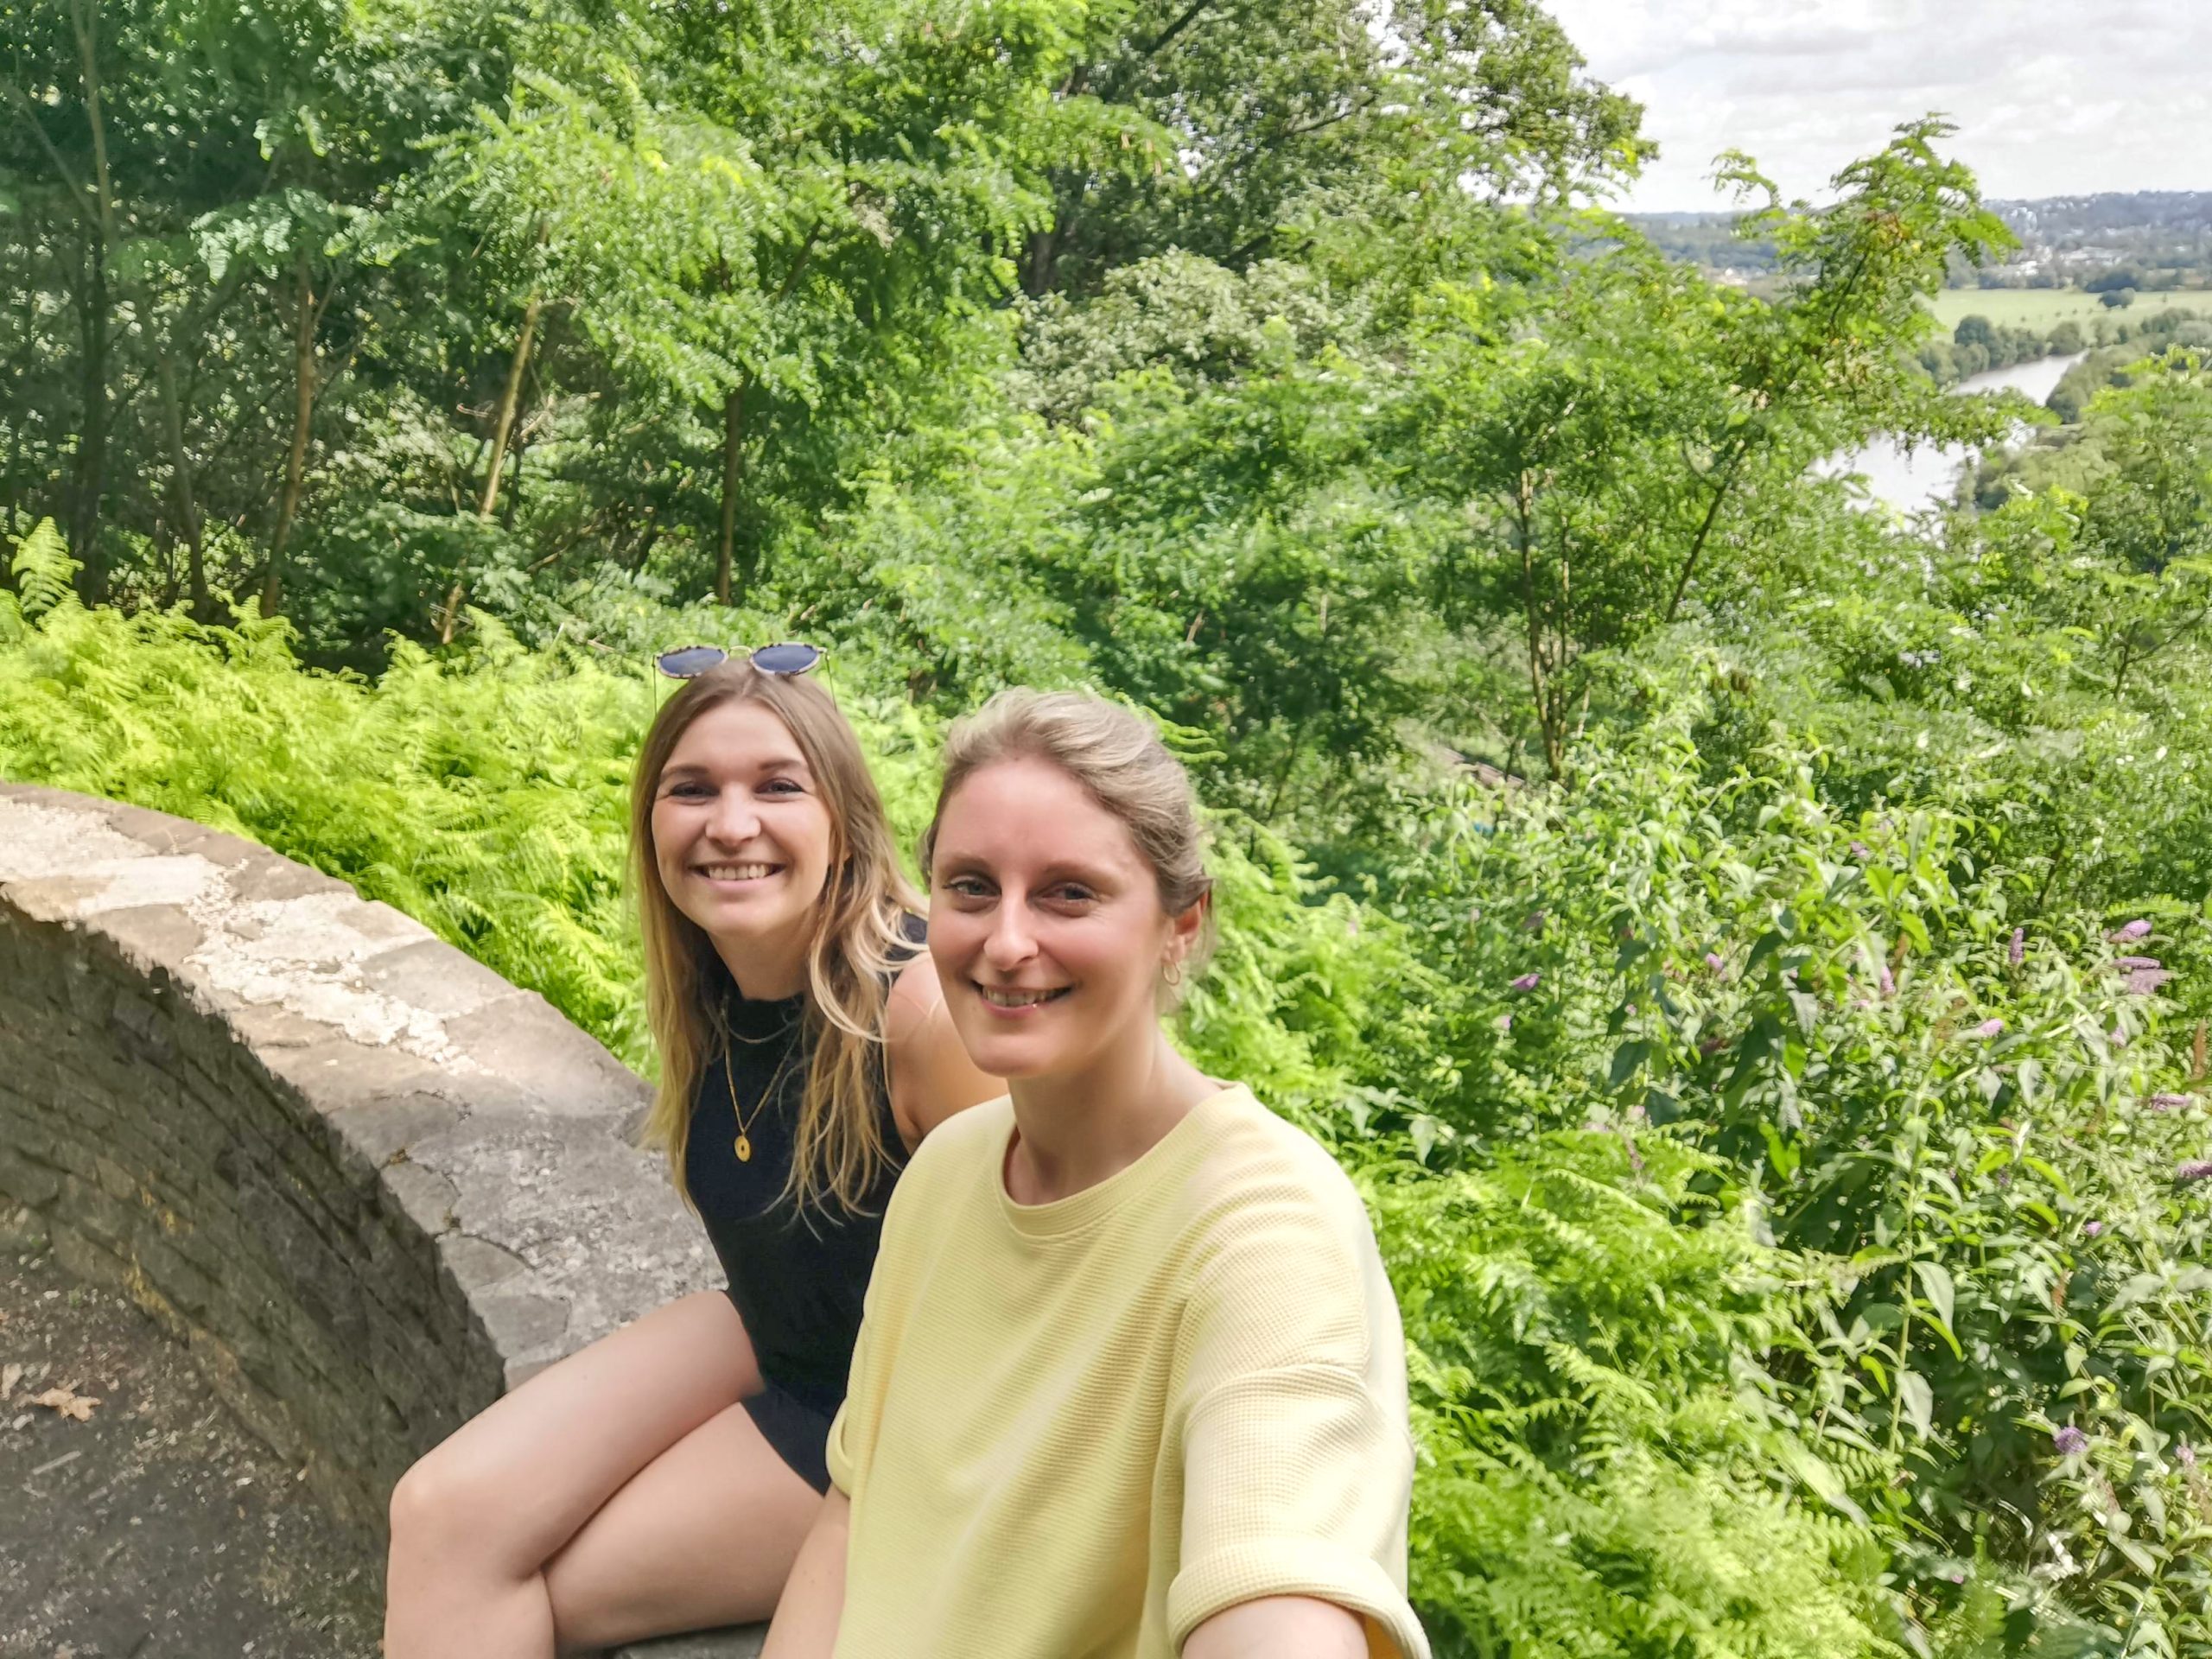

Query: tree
[
  {"left": 441, "top": 0, "right": 1157, "bottom": 609},
  {"left": 1010, "top": 0, "right": 1648, "bottom": 297},
  {"left": 1408, "top": 119, "right": 2017, "bottom": 776}
]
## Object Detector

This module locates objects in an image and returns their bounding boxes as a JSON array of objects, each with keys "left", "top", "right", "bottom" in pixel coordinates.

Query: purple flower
[
  {"left": 2009, "top": 927, "right": 2025, "bottom": 965},
  {"left": 1850, "top": 841, "right": 1872, "bottom": 859},
  {"left": 1974, "top": 1018, "right": 2005, "bottom": 1039},
  {"left": 1495, "top": 1014, "right": 1513, "bottom": 1033},
  {"left": 2054, "top": 1427, "right": 2088, "bottom": 1457},
  {"left": 2181, "top": 1442, "right": 2199, "bottom": 1470},
  {"left": 1699, "top": 1035, "right": 1728, "bottom": 1058},
  {"left": 2177, "top": 1160, "right": 2212, "bottom": 1183},
  {"left": 2148, "top": 1094, "right": 2192, "bottom": 1111},
  {"left": 1704, "top": 951, "right": 1726, "bottom": 974},
  {"left": 1878, "top": 964, "right": 1897, "bottom": 997},
  {"left": 2110, "top": 1026, "right": 2130, "bottom": 1049},
  {"left": 2111, "top": 919, "right": 2152, "bottom": 943},
  {"left": 2126, "top": 968, "right": 2172, "bottom": 996},
  {"left": 2083, "top": 1220, "right": 2104, "bottom": 1236},
  {"left": 1510, "top": 972, "right": 1541, "bottom": 993},
  {"left": 2113, "top": 956, "right": 2162, "bottom": 971}
]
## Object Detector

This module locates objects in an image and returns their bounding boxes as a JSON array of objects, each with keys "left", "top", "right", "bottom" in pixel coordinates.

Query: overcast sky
[{"left": 1539, "top": 0, "right": 2212, "bottom": 213}]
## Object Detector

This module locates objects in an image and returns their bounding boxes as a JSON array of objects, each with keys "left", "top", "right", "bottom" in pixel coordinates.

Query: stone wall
[{"left": 0, "top": 784, "right": 761, "bottom": 1656}]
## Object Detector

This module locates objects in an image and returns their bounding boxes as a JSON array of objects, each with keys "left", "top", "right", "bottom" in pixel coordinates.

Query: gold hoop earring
[{"left": 1163, "top": 957, "right": 1185, "bottom": 988}]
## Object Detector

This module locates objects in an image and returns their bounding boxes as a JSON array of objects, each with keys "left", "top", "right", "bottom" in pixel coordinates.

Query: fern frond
[{"left": 10, "top": 518, "right": 78, "bottom": 619}]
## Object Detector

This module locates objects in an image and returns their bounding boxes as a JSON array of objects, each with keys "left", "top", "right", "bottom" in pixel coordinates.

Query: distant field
[{"left": 1928, "top": 287, "right": 2212, "bottom": 330}]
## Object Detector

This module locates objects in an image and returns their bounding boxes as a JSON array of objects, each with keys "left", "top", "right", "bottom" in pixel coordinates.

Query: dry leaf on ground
[
  {"left": 1, "top": 1361, "right": 22, "bottom": 1396},
  {"left": 30, "top": 1385, "right": 99, "bottom": 1422}
]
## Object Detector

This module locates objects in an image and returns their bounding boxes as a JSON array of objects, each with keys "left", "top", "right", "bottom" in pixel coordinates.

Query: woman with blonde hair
[
  {"left": 385, "top": 645, "right": 997, "bottom": 1657},
  {"left": 766, "top": 689, "right": 1427, "bottom": 1659}
]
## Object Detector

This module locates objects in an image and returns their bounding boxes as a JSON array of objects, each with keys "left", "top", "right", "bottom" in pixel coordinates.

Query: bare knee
[{"left": 389, "top": 1439, "right": 529, "bottom": 1577}]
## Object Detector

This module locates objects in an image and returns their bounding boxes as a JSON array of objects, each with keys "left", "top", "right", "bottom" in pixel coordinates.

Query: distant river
[{"left": 1822, "top": 352, "right": 2088, "bottom": 514}]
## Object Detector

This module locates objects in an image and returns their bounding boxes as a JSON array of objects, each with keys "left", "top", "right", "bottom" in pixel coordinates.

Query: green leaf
[
  {"left": 1897, "top": 1370, "right": 1934, "bottom": 1440},
  {"left": 1608, "top": 1039, "right": 1652, "bottom": 1089},
  {"left": 10, "top": 519, "right": 77, "bottom": 618},
  {"left": 1912, "top": 1260, "right": 1955, "bottom": 1331}
]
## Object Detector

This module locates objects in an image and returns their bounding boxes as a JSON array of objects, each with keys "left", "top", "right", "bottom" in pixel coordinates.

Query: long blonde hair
[
  {"left": 920, "top": 690, "right": 1217, "bottom": 1004},
  {"left": 631, "top": 662, "right": 919, "bottom": 1212}
]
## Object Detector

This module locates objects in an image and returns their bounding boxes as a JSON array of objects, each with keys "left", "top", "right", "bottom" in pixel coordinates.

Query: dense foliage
[{"left": 7, "top": 1, "right": 2212, "bottom": 1654}]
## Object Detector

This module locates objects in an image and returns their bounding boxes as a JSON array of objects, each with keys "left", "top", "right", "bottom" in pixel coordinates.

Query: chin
[
  {"left": 693, "top": 899, "right": 806, "bottom": 947},
  {"left": 951, "top": 1024, "right": 1065, "bottom": 1082}
]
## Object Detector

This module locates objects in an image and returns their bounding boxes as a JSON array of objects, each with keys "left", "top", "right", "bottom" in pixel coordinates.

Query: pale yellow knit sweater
[{"left": 825, "top": 1085, "right": 1428, "bottom": 1659}]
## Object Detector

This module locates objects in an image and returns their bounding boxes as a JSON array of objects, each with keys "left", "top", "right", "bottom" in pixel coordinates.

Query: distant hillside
[
  {"left": 1629, "top": 190, "right": 2212, "bottom": 289},
  {"left": 1993, "top": 192, "right": 2212, "bottom": 238}
]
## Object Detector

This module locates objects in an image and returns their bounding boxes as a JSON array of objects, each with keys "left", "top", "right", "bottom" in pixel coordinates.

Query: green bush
[{"left": 9, "top": 525, "right": 2211, "bottom": 1655}]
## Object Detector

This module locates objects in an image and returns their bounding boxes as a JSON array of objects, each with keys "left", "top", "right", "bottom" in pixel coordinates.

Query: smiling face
[
  {"left": 650, "top": 698, "right": 836, "bottom": 971},
  {"left": 928, "top": 756, "right": 1197, "bottom": 1084}
]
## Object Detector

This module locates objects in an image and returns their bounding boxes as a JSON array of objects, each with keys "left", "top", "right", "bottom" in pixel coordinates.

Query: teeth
[
  {"left": 979, "top": 985, "right": 1065, "bottom": 1008},
  {"left": 701, "top": 863, "right": 777, "bottom": 882}
]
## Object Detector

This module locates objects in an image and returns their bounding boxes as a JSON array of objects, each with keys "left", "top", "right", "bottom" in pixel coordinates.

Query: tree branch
[
  {"left": 0, "top": 79, "right": 94, "bottom": 219},
  {"left": 1141, "top": 0, "right": 1214, "bottom": 59}
]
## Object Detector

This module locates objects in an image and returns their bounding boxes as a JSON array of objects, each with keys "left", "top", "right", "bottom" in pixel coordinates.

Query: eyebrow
[
  {"left": 936, "top": 854, "right": 1120, "bottom": 887},
  {"left": 659, "top": 754, "right": 812, "bottom": 781}
]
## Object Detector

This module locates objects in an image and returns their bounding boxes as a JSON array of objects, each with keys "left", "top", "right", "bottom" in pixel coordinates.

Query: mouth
[
  {"left": 694, "top": 861, "right": 784, "bottom": 885},
  {"left": 972, "top": 982, "right": 1072, "bottom": 1013}
]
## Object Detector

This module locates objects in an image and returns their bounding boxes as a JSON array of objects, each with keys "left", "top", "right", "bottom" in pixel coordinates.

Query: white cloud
[{"left": 1544, "top": 0, "right": 2212, "bottom": 209}]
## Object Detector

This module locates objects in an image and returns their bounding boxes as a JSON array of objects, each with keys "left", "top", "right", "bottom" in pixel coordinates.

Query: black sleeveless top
[{"left": 683, "top": 918, "right": 921, "bottom": 1415}]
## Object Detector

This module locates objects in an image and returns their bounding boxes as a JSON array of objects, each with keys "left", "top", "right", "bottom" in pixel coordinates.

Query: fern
[{"left": 10, "top": 518, "right": 78, "bottom": 620}]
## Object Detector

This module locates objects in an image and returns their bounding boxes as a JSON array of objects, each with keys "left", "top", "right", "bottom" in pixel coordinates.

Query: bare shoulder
[
  {"left": 884, "top": 950, "right": 950, "bottom": 1044},
  {"left": 885, "top": 953, "right": 1001, "bottom": 1149}
]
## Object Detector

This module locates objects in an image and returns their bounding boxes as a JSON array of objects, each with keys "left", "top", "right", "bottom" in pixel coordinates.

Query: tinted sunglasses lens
[
  {"left": 749, "top": 643, "right": 822, "bottom": 676},
  {"left": 656, "top": 645, "right": 728, "bottom": 678}
]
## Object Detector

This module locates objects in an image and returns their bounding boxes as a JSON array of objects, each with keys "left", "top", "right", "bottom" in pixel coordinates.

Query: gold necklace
[{"left": 725, "top": 1039, "right": 798, "bottom": 1163}]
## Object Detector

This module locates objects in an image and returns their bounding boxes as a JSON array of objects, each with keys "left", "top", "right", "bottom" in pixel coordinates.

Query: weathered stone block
[
  {"left": 6, "top": 782, "right": 742, "bottom": 1651},
  {"left": 443, "top": 995, "right": 651, "bottom": 1122},
  {"left": 50, "top": 1217, "right": 131, "bottom": 1291},
  {"left": 0, "top": 1142, "right": 63, "bottom": 1207}
]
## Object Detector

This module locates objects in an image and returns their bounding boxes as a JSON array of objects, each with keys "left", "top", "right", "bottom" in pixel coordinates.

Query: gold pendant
[{"left": 735, "top": 1133, "right": 752, "bottom": 1162}]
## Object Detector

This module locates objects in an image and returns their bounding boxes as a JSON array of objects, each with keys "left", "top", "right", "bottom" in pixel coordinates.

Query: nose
[
  {"left": 705, "top": 792, "right": 762, "bottom": 847},
  {"left": 983, "top": 904, "right": 1038, "bottom": 973}
]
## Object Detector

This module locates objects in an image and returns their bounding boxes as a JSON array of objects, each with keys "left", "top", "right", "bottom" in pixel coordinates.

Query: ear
[{"left": 1164, "top": 888, "right": 1210, "bottom": 967}]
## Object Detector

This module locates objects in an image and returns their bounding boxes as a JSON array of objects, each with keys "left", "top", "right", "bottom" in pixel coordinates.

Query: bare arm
[
  {"left": 1184, "top": 1595, "right": 1371, "bottom": 1659},
  {"left": 884, "top": 954, "right": 1001, "bottom": 1151},
  {"left": 760, "top": 1485, "right": 850, "bottom": 1659}
]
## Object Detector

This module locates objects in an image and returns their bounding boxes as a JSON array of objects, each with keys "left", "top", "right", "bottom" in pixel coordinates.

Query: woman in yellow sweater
[{"left": 763, "top": 690, "right": 1427, "bottom": 1659}]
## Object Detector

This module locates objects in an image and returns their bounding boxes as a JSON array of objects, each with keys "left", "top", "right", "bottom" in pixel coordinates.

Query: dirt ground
[{"left": 0, "top": 1245, "right": 382, "bottom": 1659}]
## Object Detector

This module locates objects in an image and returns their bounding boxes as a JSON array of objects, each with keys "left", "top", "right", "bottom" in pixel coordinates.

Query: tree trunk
[
  {"left": 67, "top": 230, "right": 110, "bottom": 601},
  {"left": 153, "top": 345, "right": 207, "bottom": 618},
  {"left": 262, "top": 249, "right": 317, "bottom": 618},
  {"left": 67, "top": 0, "right": 116, "bottom": 603},
  {"left": 477, "top": 291, "right": 539, "bottom": 520},
  {"left": 715, "top": 382, "right": 749, "bottom": 607},
  {"left": 1021, "top": 224, "right": 1061, "bottom": 299},
  {"left": 1512, "top": 474, "right": 1565, "bottom": 779},
  {"left": 440, "top": 291, "right": 542, "bottom": 644}
]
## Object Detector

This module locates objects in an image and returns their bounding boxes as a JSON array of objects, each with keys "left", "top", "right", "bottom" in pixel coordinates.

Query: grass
[{"left": 1928, "top": 287, "right": 2212, "bottom": 330}]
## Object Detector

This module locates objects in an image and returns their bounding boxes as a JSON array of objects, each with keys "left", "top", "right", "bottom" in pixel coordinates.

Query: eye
[
  {"left": 1046, "top": 882, "right": 1098, "bottom": 906},
  {"left": 664, "top": 779, "right": 714, "bottom": 800},
  {"left": 939, "top": 874, "right": 994, "bottom": 899},
  {"left": 759, "top": 777, "right": 805, "bottom": 797}
]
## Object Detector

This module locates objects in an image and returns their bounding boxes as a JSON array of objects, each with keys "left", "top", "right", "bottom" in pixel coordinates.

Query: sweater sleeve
[
  {"left": 822, "top": 1339, "right": 872, "bottom": 1498},
  {"left": 1165, "top": 1154, "right": 1428, "bottom": 1659},
  {"left": 1168, "top": 1363, "right": 1426, "bottom": 1659},
  {"left": 824, "top": 1154, "right": 914, "bottom": 1499}
]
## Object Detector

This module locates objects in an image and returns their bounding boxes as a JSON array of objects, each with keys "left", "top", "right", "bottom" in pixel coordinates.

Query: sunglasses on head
[{"left": 654, "top": 642, "right": 824, "bottom": 680}]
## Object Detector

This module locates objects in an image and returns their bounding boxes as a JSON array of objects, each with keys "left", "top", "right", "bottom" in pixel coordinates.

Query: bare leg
[
  {"left": 385, "top": 1291, "right": 789, "bottom": 1659},
  {"left": 543, "top": 1402, "right": 821, "bottom": 1650}
]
